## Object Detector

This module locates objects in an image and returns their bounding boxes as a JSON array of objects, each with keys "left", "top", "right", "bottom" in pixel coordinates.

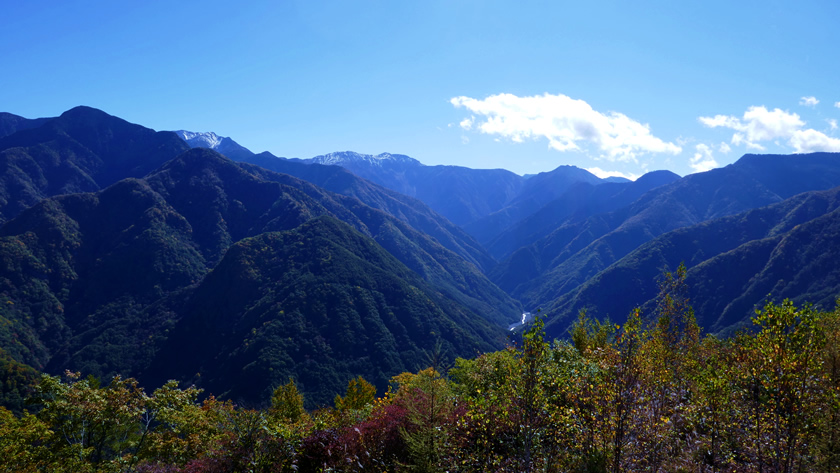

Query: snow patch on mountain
[
  {"left": 174, "top": 130, "right": 225, "bottom": 149},
  {"left": 172, "top": 130, "right": 255, "bottom": 160},
  {"left": 310, "top": 151, "right": 422, "bottom": 167}
]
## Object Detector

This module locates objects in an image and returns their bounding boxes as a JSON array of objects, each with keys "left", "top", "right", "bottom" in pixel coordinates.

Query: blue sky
[{"left": 3, "top": 0, "right": 839, "bottom": 178}]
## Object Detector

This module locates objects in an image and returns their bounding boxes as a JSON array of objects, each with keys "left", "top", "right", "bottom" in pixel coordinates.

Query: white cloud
[
  {"left": 789, "top": 129, "right": 840, "bottom": 153},
  {"left": 836, "top": 101, "right": 840, "bottom": 109},
  {"left": 698, "top": 114, "right": 742, "bottom": 129},
  {"left": 459, "top": 116, "right": 474, "bottom": 130},
  {"left": 800, "top": 96, "right": 819, "bottom": 107},
  {"left": 699, "top": 105, "right": 840, "bottom": 153},
  {"left": 450, "top": 93, "right": 681, "bottom": 162},
  {"left": 690, "top": 144, "right": 720, "bottom": 173},
  {"left": 719, "top": 142, "right": 732, "bottom": 154},
  {"left": 586, "top": 167, "right": 640, "bottom": 181},
  {"left": 828, "top": 119, "right": 838, "bottom": 131}
]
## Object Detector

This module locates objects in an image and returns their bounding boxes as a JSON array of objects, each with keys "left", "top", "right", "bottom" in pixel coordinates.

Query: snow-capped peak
[
  {"left": 172, "top": 130, "right": 255, "bottom": 160},
  {"left": 174, "top": 130, "right": 225, "bottom": 150},
  {"left": 309, "top": 151, "right": 421, "bottom": 167}
]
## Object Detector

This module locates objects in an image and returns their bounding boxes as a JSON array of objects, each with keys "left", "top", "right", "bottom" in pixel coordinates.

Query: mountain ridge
[
  {"left": 0, "top": 106, "right": 189, "bottom": 224},
  {"left": 540, "top": 185, "right": 840, "bottom": 338},
  {"left": 173, "top": 130, "right": 255, "bottom": 161},
  {"left": 172, "top": 127, "right": 655, "bottom": 230},
  {"left": 0, "top": 112, "right": 54, "bottom": 139},
  {"left": 493, "top": 152, "right": 840, "bottom": 338},
  {"left": 307, "top": 151, "right": 422, "bottom": 167}
]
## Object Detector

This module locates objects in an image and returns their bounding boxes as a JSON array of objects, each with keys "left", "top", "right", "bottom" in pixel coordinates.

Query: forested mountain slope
[
  {"left": 0, "top": 148, "right": 515, "bottom": 406},
  {"left": 463, "top": 165, "right": 605, "bottom": 241},
  {"left": 494, "top": 153, "right": 840, "bottom": 317},
  {"left": 542, "top": 185, "right": 840, "bottom": 337},
  {"left": 145, "top": 216, "right": 504, "bottom": 406},
  {"left": 0, "top": 112, "right": 53, "bottom": 139},
  {"left": 236, "top": 152, "right": 496, "bottom": 272},
  {"left": 0, "top": 106, "right": 188, "bottom": 223},
  {"left": 300, "top": 151, "right": 525, "bottom": 226},
  {"left": 471, "top": 170, "right": 680, "bottom": 259}
]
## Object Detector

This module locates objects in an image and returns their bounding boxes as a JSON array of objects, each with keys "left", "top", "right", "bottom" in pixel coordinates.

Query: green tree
[
  {"left": 739, "top": 300, "right": 826, "bottom": 472},
  {"left": 334, "top": 375, "right": 376, "bottom": 413},
  {"left": 690, "top": 335, "right": 739, "bottom": 470},
  {"left": 634, "top": 262, "right": 701, "bottom": 469},
  {"left": 565, "top": 310, "right": 618, "bottom": 471},
  {"left": 448, "top": 349, "right": 518, "bottom": 471},
  {"left": 516, "top": 315, "right": 551, "bottom": 472},
  {"left": 27, "top": 371, "right": 207, "bottom": 471},
  {"left": 141, "top": 381, "right": 216, "bottom": 466},
  {"left": 33, "top": 371, "right": 148, "bottom": 468},
  {"left": 397, "top": 367, "right": 453, "bottom": 472},
  {"left": 392, "top": 344, "right": 455, "bottom": 473},
  {"left": 269, "top": 379, "right": 306, "bottom": 424},
  {"left": 813, "top": 302, "right": 840, "bottom": 469},
  {"left": 0, "top": 407, "right": 55, "bottom": 473},
  {"left": 570, "top": 309, "right": 615, "bottom": 356},
  {"left": 609, "top": 307, "right": 644, "bottom": 473}
]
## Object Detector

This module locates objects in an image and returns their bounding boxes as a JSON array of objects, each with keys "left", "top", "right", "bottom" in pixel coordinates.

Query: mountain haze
[
  {"left": 297, "top": 152, "right": 629, "bottom": 229},
  {"left": 469, "top": 170, "right": 681, "bottom": 258},
  {"left": 174, "top": 131, "right": 649, "bottom": 242},
  {"left": 298, "top": 151, "right": 527, "bottom": 226}
]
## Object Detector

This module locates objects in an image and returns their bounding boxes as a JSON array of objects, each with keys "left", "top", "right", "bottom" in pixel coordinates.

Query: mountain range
[
  {"left": 2, "top": 107, "right": 840, "bottom": 409},
  {"left": 546, "top": 185, "right": 840, "bottom": 336},
  {"left": 0, "top": 107, "right": 189, "bottom": 224},
  {"left": 489, "top": 152, "right": 840, "bottom": 337},
  {"left": 0, "top": 109, "right": 518, "bottom": 407},
  {"left": 169, "top": 128, "right": 840, "bottom": 338}
]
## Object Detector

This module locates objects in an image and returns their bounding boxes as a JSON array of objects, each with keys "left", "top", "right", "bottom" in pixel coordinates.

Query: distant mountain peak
[
  {"left": 602, "top": 176, "right": 631, "bottom": 183},
  {"left": 59, "top": 105, "right": 108, "bottom": 118},
  {"left": 310, "top": 151, "right": 422, "bottom": 167},
  {"left": 0, "top": 112, "right": 54, "bottom": 139},
  {"left": 174, "top": 130, "right": 225, "bottom": 149},
  {"left": 173, "top": 130, "right": 254, "bottom": 160}
]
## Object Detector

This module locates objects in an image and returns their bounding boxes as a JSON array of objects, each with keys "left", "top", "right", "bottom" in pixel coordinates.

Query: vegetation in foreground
[{"left": 1, "top": 267, "right": 839, "bottom": 472}]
